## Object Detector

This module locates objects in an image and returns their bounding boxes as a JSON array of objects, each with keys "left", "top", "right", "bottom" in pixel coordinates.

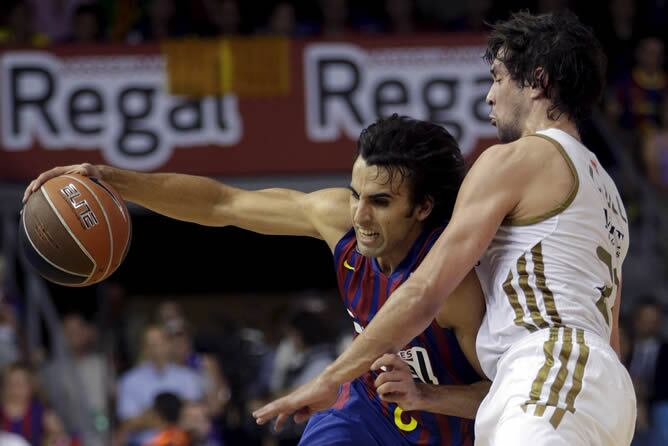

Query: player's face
[
  {"left": 350, "top": 156, "right": 432, "bottom": 272},
  {"left": 486, "top": 58, "right": 529, "bottom": 143}
]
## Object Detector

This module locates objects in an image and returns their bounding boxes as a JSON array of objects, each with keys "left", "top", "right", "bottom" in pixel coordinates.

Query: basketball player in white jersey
[{"left": 254, "top": 11, "right": 637, "bottom": 445}]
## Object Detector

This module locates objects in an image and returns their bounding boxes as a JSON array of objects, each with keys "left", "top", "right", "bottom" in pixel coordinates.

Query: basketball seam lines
[
  {"left": 41, "top": 185, "right": 97, "bottom": 280},
  {"left": 21, "top": 207, "right": 88, "bottom": 278},
  {"left": 63, "top": 175, "right": 114, "bottom": 283}
]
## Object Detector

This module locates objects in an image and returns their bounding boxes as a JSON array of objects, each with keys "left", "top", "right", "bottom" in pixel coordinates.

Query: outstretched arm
[{"left": 23, "top": 164, "right": 351, "bottom": 249}]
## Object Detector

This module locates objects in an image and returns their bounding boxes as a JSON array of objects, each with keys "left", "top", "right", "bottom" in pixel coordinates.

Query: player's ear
[
  {"left": 415, "top": 195, "right": 434, "bottom": 222},
  {"left": 530, "top": 67, "right": 548, "bottom": 99}
]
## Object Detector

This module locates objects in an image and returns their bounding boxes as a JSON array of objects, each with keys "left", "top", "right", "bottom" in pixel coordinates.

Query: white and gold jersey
[{"left": 475, "top": 128, "right": 629, "bottom": 380}]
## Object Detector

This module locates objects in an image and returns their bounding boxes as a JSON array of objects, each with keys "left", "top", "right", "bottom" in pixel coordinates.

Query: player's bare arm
[
  {"left": 22, "top": 163, "right": 352, "bottom": 250},
  {"left": 372, "top": 353, "right": 490, "bottom": 419}
]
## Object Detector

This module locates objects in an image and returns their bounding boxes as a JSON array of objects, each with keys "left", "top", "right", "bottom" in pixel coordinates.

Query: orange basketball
[{"left": 19, "top": 174, "right": 131, "bottom": 287}]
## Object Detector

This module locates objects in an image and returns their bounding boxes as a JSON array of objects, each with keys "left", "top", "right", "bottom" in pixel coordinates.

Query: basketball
[{"left": 19, "top": 174, "right": 131, "bottom": 287}]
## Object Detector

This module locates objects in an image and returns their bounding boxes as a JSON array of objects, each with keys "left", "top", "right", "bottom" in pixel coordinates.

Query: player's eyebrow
[
  {"left": 368, "top": 192, "right": 392, "bottom": 200},
  {"left": 348, "top": 186, "right": 392, "bottom": 200}
]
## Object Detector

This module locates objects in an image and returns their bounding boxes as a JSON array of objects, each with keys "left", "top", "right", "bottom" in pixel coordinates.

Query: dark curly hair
[
  {"left": 484, "top": 10, "right": 607, "bottom": 124},
  {"left": 356, "top": 114, "right": 465, "bottom": 228}
]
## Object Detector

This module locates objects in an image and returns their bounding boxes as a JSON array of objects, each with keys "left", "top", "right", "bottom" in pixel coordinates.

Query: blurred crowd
[
  {"left": 0, "top": 253, "right": 351, "bottom": 446},
  {"left": 0, "top": 0, "right": 667, "bottom": 445}
]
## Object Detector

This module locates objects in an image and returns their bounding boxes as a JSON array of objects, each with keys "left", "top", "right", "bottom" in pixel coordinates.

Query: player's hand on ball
[
  {"left": 372, "top": 353, "right": 423, "bottom": 411},
  {"left": 23, "top": 163, "right": 100, "bottom": 203},
  {"left": 252, "top": 374, "right": 339, "bottom": 432}
]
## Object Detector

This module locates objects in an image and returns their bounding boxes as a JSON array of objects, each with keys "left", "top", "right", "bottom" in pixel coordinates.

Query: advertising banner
[{"left": 0, "top": 34, "right": 497, "bottom": 181}]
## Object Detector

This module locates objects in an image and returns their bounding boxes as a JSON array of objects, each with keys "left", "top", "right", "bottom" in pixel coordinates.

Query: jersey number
[
  {"left": 595, "top": 246, "right": 619, "bottom": 326},
  {"left": 394, "top": 406, "right": 418, "bottom": 432}
]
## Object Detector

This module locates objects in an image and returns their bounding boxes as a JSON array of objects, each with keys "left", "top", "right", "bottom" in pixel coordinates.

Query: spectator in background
[
  {"left": 203, "top": 0, "right": 241, "bottom": 36},
  {"left": 127, "top": 0, "right": 184, "bottom": 43},
  {"left": 145, "top": 393, "right": 189, "bottom": 446},
  {"left": 28, "top": 0, "right": 93, "bottom": 43},
  {"left": 596, "top": 0, "right": 638, "bottom": 82},
  {"left": 180, "top": 402, "right": 224, "bottom": 446},
  {"left": 0, "top": 303, "right": 19, "bottom": 370},
  {"left": 271, "top": 310, "right": 334, "bottom": 393},
  {"left": 319, "top": 0, "right": 350, "bottom": 37},
  {"left": 383, "top": 0, "right": 416, "bottom": 34},
  {"left": 629, "top": 298, "right": 666, "bottom": 445},
  {"left": 116, "top": 325, "right": 203, "bottom": 446},
  {"left": 446, "top": 0, "right": 492, "bottom": 32},
  {"left": 0, "top": 362, "right": 74, "bottom": 446},
  {"left": 40, "top": 313, "right": 109, "bottom": 446},
  {"left": 608, "top": 36, "right": 666, "bottom": 136},
  {"left": 156, "top": 301, "right": 184, "bottom": 327},
  {"left": 68, "top": 3, "right": 105, "bottom": 43},
  {"left": 266, "top": 2, "right": 297, "bottom": 36},
  {"left": 0, "top": 0, "right": 48, "bottom": 46},
  {"left": 267, "top": 309, "right": 335, "bottom": 446},
  {"left": 642, "top": 98, "right": 668, "bottom": 197},
  {"left": 165, "top": 318, "right": 230, "bottom": 417},
  {"left": 0, "top": 429, "right": 30, "bottom": 446}
]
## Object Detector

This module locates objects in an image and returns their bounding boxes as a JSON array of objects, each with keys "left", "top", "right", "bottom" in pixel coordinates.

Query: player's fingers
[
  {"left": 374, "top": 370, "right": 405, "bottom": 388},
  {"left": 273, "top": 413, "right": 289, "bottom": 432},
  {"left": 22, "top": 180, "right": 37, "bottom": 203},
  {"left": 377, "top": 391, "right": 403, "bottom": 404},
  {"left": 65, "top": 163, "right": 92, "bottom": 176},
  {"left": 253, "top": 397, "right": 293, "bottom": 424},
  {"left": 293, "top": 408, "right": 311, "bottom": 424},
  {"left": 376, "top": 381, "right": 405, "bottom": 398},
  {"left": 371, "top": 353, "right": 402, "bottom": 371}
]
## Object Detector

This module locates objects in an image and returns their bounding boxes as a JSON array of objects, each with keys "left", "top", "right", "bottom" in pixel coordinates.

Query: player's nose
[{"left": 353, "top": 200, "right": 373, "bottom": 224}]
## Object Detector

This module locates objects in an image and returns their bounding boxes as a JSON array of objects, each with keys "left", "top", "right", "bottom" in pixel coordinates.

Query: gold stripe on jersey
[
  {"left": 517, "top": 253, "right": 550, "bottom": 329},
  {"left": 532, "top": 243, "right": 563, "bottom": 326},
  {"left": 522, "top": 327, "right": 591, "bottom": 429},
  {"left": 503, "top": 270, "right": 538, "bottom": 332},
  {"left": 522, "top": 327, "right": 559, "bottom": 413},
  {"left": 564, "top": 330, "right": 590, "bottom": 411},
  {"left": 536, "top": 328, "right": 573, "bottom": 418}
]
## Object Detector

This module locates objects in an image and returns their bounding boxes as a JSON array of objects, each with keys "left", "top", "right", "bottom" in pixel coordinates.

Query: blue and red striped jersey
[{"left": 332, "top": 226, "right": 480, "bottom": 446}]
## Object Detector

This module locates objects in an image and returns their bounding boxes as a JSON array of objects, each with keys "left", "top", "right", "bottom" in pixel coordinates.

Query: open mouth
[{"left": 357, "top": 228, "right": 379, "bottom": 242}]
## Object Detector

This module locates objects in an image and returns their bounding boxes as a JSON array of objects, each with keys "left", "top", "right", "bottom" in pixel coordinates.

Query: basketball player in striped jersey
[
  {"left": 254, "top": 11, "right": 637, "bottom": 445},
  {"left": 24, "top": 115, "right": 488, "bottom": 445}
]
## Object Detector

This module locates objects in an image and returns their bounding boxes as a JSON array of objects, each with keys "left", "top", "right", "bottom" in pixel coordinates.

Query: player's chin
[{"left": 356, "top": 242, "right": 383, "bottom": 257}]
